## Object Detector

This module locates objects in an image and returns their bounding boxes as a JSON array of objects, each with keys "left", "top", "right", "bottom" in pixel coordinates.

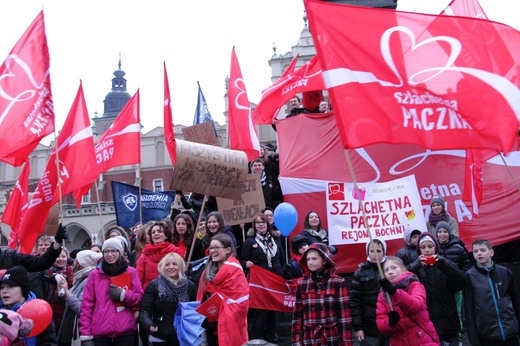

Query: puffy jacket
[
  {"left": 376, "top": 272, "right": 439, "bottom": 346},
  {"left": 79, "top": 266, "right": 143, "bottom": 338},
  {"left": 464, "top": 263, "right": 520, "bottom": 345},
  {"left": 0, "top": 245, "right": 61, "bottom": 271},
  {"left": 137, "top": 242, "right": 181, "bottom": 289},
  {"left": 350, "top": 261, "right": 385, "bottom": 338},
  {"left": 438, "top": 236, "right": 471, "bottom": 272}
]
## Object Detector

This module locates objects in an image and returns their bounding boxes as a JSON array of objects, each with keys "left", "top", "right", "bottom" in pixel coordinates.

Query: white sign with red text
[{"left": 327, "top": 175, "right": 426, "bottom": 245}]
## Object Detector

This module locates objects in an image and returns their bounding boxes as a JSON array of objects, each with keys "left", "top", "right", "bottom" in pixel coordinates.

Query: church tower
[{"left": 92, "top": 54, "right": 131, "bottom": 136}]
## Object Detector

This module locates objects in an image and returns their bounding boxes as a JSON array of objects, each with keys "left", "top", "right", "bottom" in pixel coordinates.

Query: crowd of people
[{"left": 0, "top": 157, "right": 519, "bottom": 346}]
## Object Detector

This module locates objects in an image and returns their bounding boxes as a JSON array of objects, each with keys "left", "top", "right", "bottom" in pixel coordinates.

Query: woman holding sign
[
  {"left": 79, "top": 238, "right": 143, "bottom": 345},
  {"left": 197, "top": 234, "right": 249, "bottom": 346}
]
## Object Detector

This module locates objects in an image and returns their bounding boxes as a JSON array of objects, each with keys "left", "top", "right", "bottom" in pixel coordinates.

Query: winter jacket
[
  {"left": 0, "top": 245, "right": 61, "bottom": 271},
  {"left": 137, "top": 242, "right": 181, "bottom": 289},
  {"left": 139, "top": 276, "right": 196, "bottom": 342},
  {"left": 438, "top": 236, "right": 471, "bottom": 272},
  {"left": 300, "top": 229, "right": 337, "bottom": 255},
  {"left": 174, "top": 237, "right": 204, "bottom": 262},
  {"left": 350, "top": 261, "right": 386, "bottom": 339},
  {"left": 427, "top": 215, "right": 458, "bottom": 237},
  {"left": 291, "top": 243, "right": 352, "bottom": 345},
  {"left": 79, "top": 266, "right": 143, "bottom": 339},
  {"left": 376, "top": 272, "right": 439, "bottom": 346},
  {"left": 57, "top": 266, "right": 95, "bottom": 343},
  {"left": 396, "top": 227, "right": 420, "bottom": 268},
  {"left": 464, "top": 263, "right": 520, "bottom": 345},
  {"left": 410, "top": 234, "right": 466, "bottom": 338},
  {"left": 240, "top": 229, "right": 285, "bottom": 277}
]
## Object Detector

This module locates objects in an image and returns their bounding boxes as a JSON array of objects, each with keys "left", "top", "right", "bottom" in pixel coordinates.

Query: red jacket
[
  {"left": 136, "top": 242, "right": 180, "bottom": 289},
  {"left": 376, "top": 272, "right": 439, "bottom": 346}
]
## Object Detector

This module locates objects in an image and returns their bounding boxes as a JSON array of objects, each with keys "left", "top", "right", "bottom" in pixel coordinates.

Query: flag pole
[
  {"left": 138, "top": 165, "right": 143, "bottom": 225},
  {"left": 53, "top": 135, "right": 65, "bottom": 243},
  {"left": 343, "top": 148, "right": 393, "bottom": 310},
  {"left": 186, "top": 196, "right": 207, "bottom": 264},
  {"left": 499, "top": 153, "right": 520, "bottom": 193},
  {"left": 94, "top": 180, "right": 104, "bottom": 232}
]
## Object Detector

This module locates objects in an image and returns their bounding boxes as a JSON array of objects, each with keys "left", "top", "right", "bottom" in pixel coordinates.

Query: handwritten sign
[
  {"left": 181, "top": 122, "right": 220, "bottom": 146},
  {"left": 327, "top": 175, "right": 426, "bottom": 245},
  {"left": 170, "top": 140, "right": 248, "bottom": 200},
  {"left": 217, "top": 175, "right": 266, "bottom": 226}
]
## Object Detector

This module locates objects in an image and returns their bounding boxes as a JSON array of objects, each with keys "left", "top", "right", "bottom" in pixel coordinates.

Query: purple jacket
[{"left": 79, "top": 266, "right": 143, "bottom": 338}]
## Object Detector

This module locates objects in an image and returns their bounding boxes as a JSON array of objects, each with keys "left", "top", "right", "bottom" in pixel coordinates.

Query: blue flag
[
  {"left": 111, "top": 181, "right": 175, "bottom": 228},
  {"left": 193, "top": 82, "right": 214, "bottom": 125}
]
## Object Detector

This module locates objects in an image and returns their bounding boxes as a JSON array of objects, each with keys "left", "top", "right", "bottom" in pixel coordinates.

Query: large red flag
[
  {"left": 248, "top": 265, "right": 297, "bottom": 313},
  {"left": 253, "top": 54, "right": 326, "bottom": 124},
  {"left": 163, "top": 62, "right": 176, "bottom": 165},
  {"left": 304, "top": 0, "right": 520, "bottom": 153},
  {"left": 17, "top": 82, "right": 96, "bottom": 253},
  {"left": 1, "top": 160, "right": 30, "bottom": 249},
  {"left": 0, "top": 11, "right": 54, "bottom": 166},
  {"left": 76, "top": 90, "right": 141, "bottom": 205},
  {"left": 228, "top": 47, "right": 260, "bottom": 161}
]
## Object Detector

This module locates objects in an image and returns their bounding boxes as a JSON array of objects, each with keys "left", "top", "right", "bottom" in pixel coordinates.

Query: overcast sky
[{"left": 0, "top": 0, "right": 518, "bottom": 145}]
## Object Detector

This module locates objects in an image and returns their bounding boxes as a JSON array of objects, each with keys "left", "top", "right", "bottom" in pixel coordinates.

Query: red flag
[
  {"left": 1, "top": 160, "right": 31, "bottom": 249},
  {"left": 228, "top": 47, "right": 260, "bottom": 161},
  {"left": 163, "top": 62, "right": 176, "bottom": 165},
  {"left": 248, "top": 265, "right": 297, "bottom": 313},
  {"left": 17, "top": 82, "right": 96, "bottom": 253},
  {"left": 252, "top": 54, "right": 324, "bottom": 124},
  {"left": 76, "top": 90, "right": 141, "bottom": 204},
  {"left": 441, "top": 0, "right": 488, "bottom": 19},
  {"left": 304, "top": 0, "right": 520, "bottom": 153},
  {"left": 0, "top": 11, "right": 54, "bottom": 166}
]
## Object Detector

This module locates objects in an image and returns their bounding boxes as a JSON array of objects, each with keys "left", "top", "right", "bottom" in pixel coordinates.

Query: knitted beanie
[
  {"left": 430, "top": 195, "right": 445, "bottom": 208},
  {"left": 0, "top": 309, "right": 33, "bottom": 341},
  {"left": 76, "top": 250, "right": 102, "bottom": 268},
  {"left": 102, "top": 238, "right": 124, "bottom": 255},
  {"left": 0, "top": 265, "right": 31, "bottom": 299}
]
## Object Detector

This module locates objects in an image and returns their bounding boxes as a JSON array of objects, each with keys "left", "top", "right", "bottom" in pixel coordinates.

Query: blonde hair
[{"left": 157, "top": 252, "right": 186, "bottom": 285}]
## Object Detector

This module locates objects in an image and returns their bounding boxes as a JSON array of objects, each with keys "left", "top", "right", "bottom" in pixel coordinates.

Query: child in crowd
[
  {"left": 409, "top": 233, "right": 465, "bottom": 346},
  {"left": 291, "top": 243, "right": 352, "bottom": 345},
  {"left": 464, "top": 239, "right": 520, "bottom": 346},
  {"left": 376, "top": 256, "right": 439, "bottom": 345},
  {"left": 350, "top": 239, "right": 389, "bottom": 346},
  {"left": 396, "top": 226, "right": 422, "bottom": 268},
  {"left": 283, "top": 235, "right": 309, "bottom": 279},
  {"left": 0, "top": 309, "right": 33, "bottom": 346}
]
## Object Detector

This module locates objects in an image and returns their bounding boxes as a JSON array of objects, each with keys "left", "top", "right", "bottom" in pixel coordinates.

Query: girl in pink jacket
[
  {"left": 376, "top": 256, "right": 440, "bottom": 346},
  {"left": 79, "top": 238, "right": 143, "bottom": 344}
]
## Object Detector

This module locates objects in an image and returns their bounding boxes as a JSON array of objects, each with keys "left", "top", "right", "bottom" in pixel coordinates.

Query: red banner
[
  {"left": 0, "top": 11, "right": 54, "bottom": 166},
  {"left": 228, "top": 47, "right": 260, "bottom": 161},
  {"left": 304, "top": 0, "right": 520, "bottom": 153},
  {"left": 248, "top": 265, "right": 297, "bottom": 313},
  {"left": 1, "top": 160, "right": 30, "bottom": 249},
  {"left": 163, "top": 63, "right": 176, "bottom": 165},
  {"left": 277, "top": 113, "right": 520, "bottom": 273},
  {"left": 18, "top": 82, "right": 96, "bottom": 253}
]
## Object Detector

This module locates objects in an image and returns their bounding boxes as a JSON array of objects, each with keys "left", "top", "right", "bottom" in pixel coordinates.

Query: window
[
  {"left": 153, "top": 179, "right": 164, "bottom": 192},
  {"left": 81, "top": 191, "right": 91, "bottom": 204}
]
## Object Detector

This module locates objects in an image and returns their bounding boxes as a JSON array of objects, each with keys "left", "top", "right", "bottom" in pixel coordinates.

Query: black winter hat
[
  {"left": 0, "top": 265, "right": 31, "bottom": 299},
  {"left": 291, "top": 235, "right": 310, "bottom": 255}
]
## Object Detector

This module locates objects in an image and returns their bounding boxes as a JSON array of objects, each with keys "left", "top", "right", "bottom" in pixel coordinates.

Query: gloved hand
[
  {"left": 109, "top": 284, "right": 125, "bottom": 302},
  {"left": 388, "top": 311, "right": 400, "bottom": 326},
  {"left": 55, "top": 223, "right": 68, "bottom": 243},
  {"left": 379, "top": 278, "right": 397, "bottom": 295}
]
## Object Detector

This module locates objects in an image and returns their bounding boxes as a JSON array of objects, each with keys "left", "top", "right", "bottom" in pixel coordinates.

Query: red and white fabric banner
[
  {"left": 228, "top": 47, "right": 260, "bottom": 161},
  {"left": 0, "top": 11, "right": 54, "bottom": 166},
  {"left": 18, "top": 82, "right": 96, "bottom": 253},
  {"left": 276, "top": 113, "right": 520, "bottom": 273},
  {"left": 1, "top": 160, "right": 30, "bottom": 249},
  {"left": 248, "top": 265, "right": 297, "bottom": 313},
  {"left": 304, "top": 0, "right": 520, "bottom": 153},
  {"left": 163, "top": 62, "right": 176, "bottom": 165}
]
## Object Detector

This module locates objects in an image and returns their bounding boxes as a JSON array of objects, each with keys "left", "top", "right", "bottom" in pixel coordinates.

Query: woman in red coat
[
  {"left": 136, "top": 221, "right": 180, "bottom": 290},
  {"left": 376, "top": 256, "right": 440, "bottom": 346}
]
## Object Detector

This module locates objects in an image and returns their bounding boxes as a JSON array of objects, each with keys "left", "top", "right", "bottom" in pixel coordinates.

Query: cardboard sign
[
  {"left": 181, "top": 122, "right": 220, "bottom": 146},
  {"left": 170, "top": 140, "right": 248, "bottom": 200},
  {"left": 326, "top": 175, "right": 426, "bottom": 245},
  {"left": 217, "top": 175, "right": 266, "bottom": 226}
]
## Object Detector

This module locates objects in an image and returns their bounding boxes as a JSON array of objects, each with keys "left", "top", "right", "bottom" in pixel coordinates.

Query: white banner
[{"left": 327, "top": 175, "right": 426, "bottom": 245}]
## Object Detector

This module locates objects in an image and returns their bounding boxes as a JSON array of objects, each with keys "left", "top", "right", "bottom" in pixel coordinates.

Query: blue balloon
[{"left": 274, "top": 202, "right": 298, "bottom": 236}]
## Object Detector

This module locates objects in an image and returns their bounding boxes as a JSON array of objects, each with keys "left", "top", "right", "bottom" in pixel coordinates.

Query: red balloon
[{"left": 17, "top": 299, "right": 53, "bottom": 337}]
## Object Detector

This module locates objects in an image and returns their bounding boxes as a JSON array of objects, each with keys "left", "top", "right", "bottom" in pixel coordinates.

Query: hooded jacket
[
  {"left": 409, "top": 232, "right": 466, "bottom": 337},
  {"left": 291, "top": 243, "right": 353, "bottom": 345},
  {"left": 396, "top": 227, "right": 421, "bottom": 268},
  {"left": 436, "top": 221, "right": 471, "bottom": 272}
]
